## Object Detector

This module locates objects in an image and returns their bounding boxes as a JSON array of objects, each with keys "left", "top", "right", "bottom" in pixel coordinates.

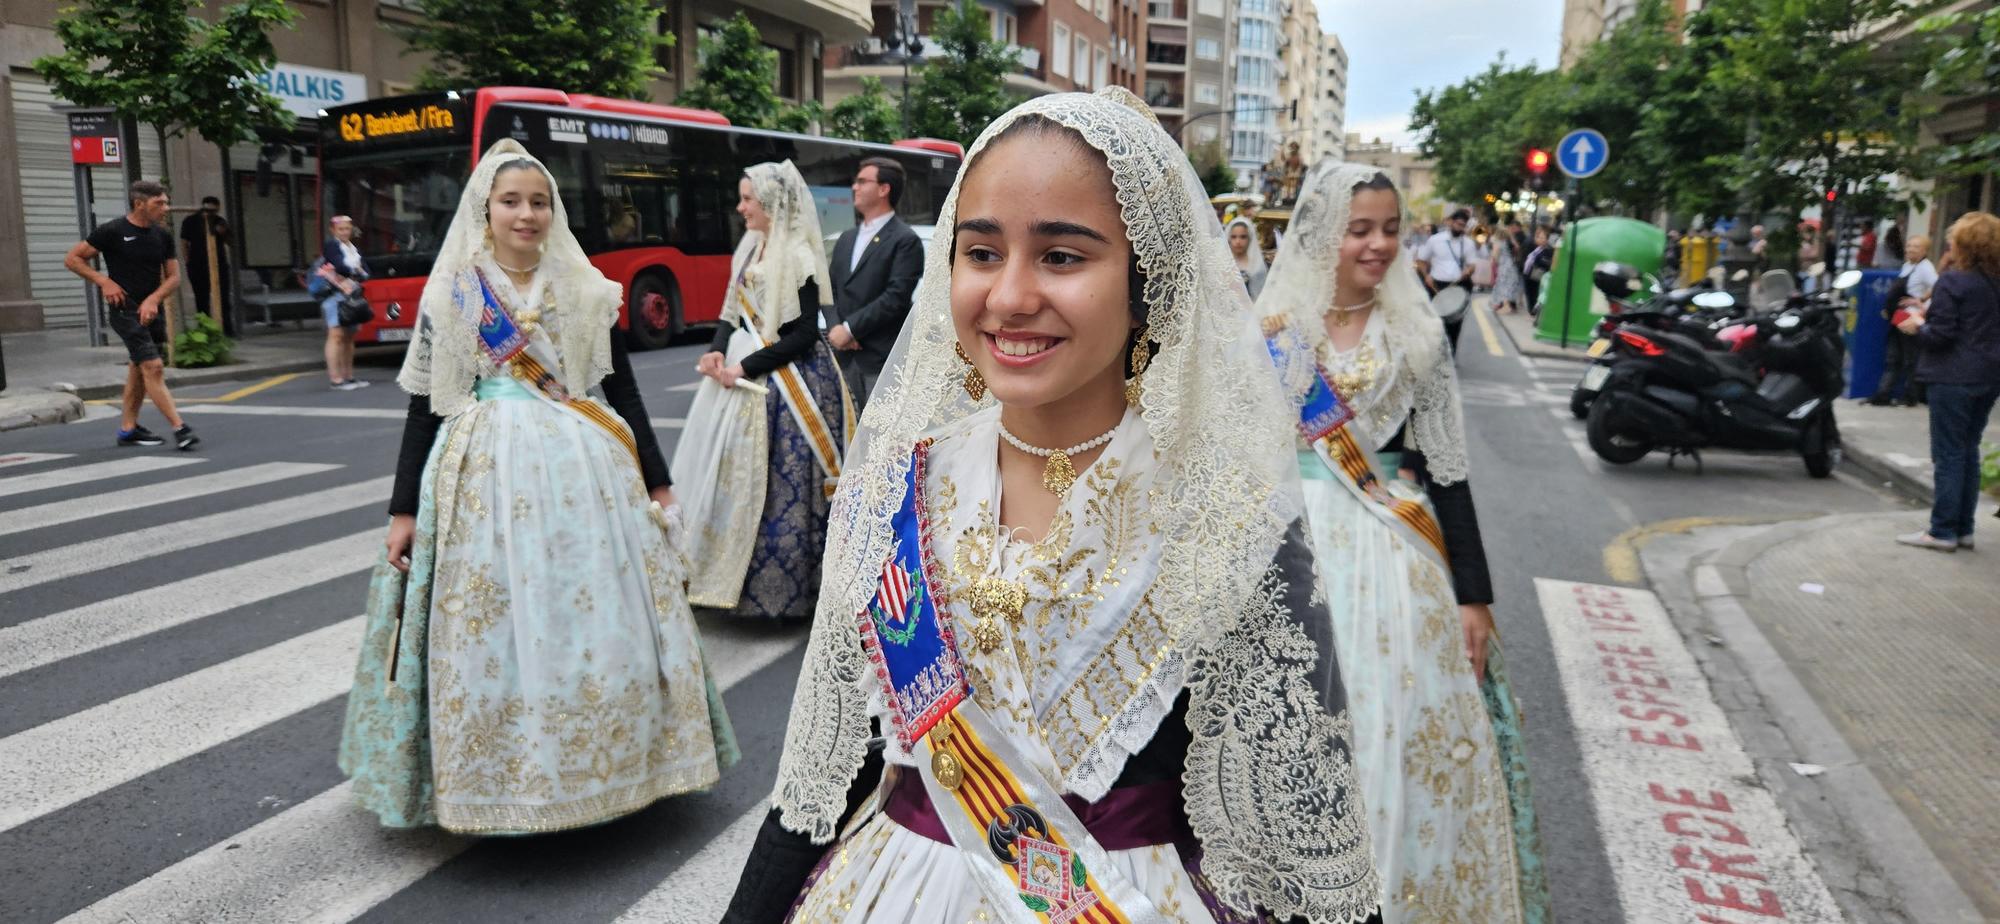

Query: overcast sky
[{"left": 1318, "top": 0, "right": 1563, "bottom": 149}]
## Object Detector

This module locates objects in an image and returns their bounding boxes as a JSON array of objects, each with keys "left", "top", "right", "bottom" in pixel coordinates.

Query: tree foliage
[
  {"left": 1188, "top": 139, "right": 1238, "bottom": 197},
  {"left": 825, "top": 76, "right": 902, "bottom": 144},
  {"left": 1410, "top": 0, "right": 1941, "bottom": 226},
  {"left": 675, "top": 11, "right": 815, "bottom": 132},
  {"left": 402, "top": 0, "right": 666, "bottom": 100},
  {"left": 907, "top": 0, "right": 1022, "bottom": 147},
  {"left": 34, "top": 0, "right": 298, "bottom": 182},
  {"left": 1919, "top": 4, "right": 2000, "bottom": 179}
]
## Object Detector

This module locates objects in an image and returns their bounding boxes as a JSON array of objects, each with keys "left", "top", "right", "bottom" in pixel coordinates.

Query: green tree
[
  {"left": 1409, "top": 55, "right": 1557, "bottom": 206},
  {"left": 676, "top": 12, "right": 816, "bottom": 132},
  {"left": 907, "top": 0, "right": 1022, "bottom": 147},
  {"left": 402, "top": 0, "right": 665, "bottom": 100},
  {"left": 33, "top": 0, "right": 298, "bottom": 185},
  {"left": 1188, "top": 139, "right": 1238, "bottom": 197},
  {"left": 1526, "top": 0, "right": 1687, "bottom": 215},
  {"left": 1703, "top": 0, "right": 1933, "bottom": 241},
  {"left": 1919, "top": 4, "right": 2000, "bottom": 180},
  {"left": 826, "top": 76, "right": 902, "bottom": 144}
]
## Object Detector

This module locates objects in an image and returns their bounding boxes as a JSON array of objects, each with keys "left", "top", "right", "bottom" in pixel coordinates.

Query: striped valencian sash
[
  {"left": 464, "top": 268, "right": 640, "bottom": 468},
  {"left": 733, "top": 288, "right": 845, "bottom": 494},
  {"left": 1265, "top": 323, "right": 1450, "bottom": 567}
]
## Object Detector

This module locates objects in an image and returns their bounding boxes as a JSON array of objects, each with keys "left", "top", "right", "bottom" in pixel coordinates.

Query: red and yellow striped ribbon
[
  {"left": 510, "top": 350, "right": 640, "bottom": 465},
  {"left": 1317, "top": 427, "right": 1449, "bottom": 561},
  {"left": 932, "top": 711, "right": 1134, "bottom": 924}
]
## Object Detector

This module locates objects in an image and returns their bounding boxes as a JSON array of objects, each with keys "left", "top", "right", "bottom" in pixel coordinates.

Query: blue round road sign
[{"left": 1557, "top": 128, "right": 1609, "bottom": 179}]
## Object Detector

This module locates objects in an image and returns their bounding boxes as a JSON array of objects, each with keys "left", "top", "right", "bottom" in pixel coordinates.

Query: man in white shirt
[
  {"left": 826, "top": 157, "right": 925, "bottom": 408},
  {"left": 1872, "top": 234, "right": 1939, "bottom": 406},
  {"left": 1414, "top": 208, "right": 1474, "bottom": 350}
]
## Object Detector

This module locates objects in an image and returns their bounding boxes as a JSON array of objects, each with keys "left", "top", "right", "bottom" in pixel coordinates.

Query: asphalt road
[{"left": 0, "top": 312, "right": 1903, "bottom": 923}]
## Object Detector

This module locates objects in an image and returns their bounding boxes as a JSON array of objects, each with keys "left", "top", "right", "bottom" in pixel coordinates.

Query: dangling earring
[
  {"left": 482, "top": 224, "right": 494, "bottom": 248},
  {"left": 955, "top": 341, "right": 986, "bottom": 402},
  {"left": 1125, "top": 326, "right": 1152, "bottom": 405}
]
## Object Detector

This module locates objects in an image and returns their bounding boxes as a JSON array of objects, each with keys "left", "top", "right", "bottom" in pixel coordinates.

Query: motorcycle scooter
[
  {"left": 1584, "top": 266, "right": 1862, "bottom": 478},
  {"left": 1569, "top": 269, "right": 1745, "bottom": 419}
]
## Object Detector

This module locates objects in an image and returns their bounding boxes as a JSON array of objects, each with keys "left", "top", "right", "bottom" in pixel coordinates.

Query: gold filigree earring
[
  {"left": 955, "top": 341, "right": 986, "bottom": 401},
  {"left": 1125, "top": 326, "right": 1152, "bottom": 405}
]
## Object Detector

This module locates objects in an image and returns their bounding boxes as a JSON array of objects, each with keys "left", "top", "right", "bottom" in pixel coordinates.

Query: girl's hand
[
  {"left": 717, "top": 364, "right": 745, "bottom": 389},
  {"left": 1460, "top": 603, "right": 1496, "bottom": 681},
  {"left": 697, "top": 351, "right": 725, "bottom": 378},
  {"left": 385, "top": 514, "right": 417, "bottom": 573},
  {"left": 649, "top": 486, "right": 677, "bottom": 509}
]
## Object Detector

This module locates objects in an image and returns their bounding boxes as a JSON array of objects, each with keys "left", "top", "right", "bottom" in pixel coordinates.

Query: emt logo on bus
[{"left": 339, "top": 105, "right": 457, "bottom": 143}]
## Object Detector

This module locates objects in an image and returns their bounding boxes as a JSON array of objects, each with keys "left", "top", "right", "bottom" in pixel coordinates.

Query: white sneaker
[
  {"left": 1959, "top": 536, "right": 1975, "bottom": 550},
  {"left": 333, "top": 380, "right": 364, "bottom": 392},
  {"left": 352, "top": 379, "right": 371, "bottom": 388},
  {"left": 1895, "top": 530, "right": 1958, "bottom": 552}
]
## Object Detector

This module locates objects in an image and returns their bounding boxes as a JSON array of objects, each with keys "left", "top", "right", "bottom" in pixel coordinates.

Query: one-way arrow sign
[{"left": 1557, "top": 128, "right": 1609, "bottom": 179}]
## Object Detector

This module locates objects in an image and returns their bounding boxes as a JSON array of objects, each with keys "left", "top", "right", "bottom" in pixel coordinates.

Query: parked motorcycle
[
  {"left": 1583, "top": 265, "right": 1863, "bottom": 478},
  {"left": 1569, "top": 269, "right": 1744, "bottom": 419}
]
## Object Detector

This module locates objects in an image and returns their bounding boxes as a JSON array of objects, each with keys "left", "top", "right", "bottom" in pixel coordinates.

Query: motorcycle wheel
[
  {"left": 1586, "top": 390, "right": 1653, "bottom": 465},
  {"left": 1801, "top": 409, "right": 1842, "bottom": 479},
  {"left": 1570, "top": 388, "right": 1592, "bottom": 420}
]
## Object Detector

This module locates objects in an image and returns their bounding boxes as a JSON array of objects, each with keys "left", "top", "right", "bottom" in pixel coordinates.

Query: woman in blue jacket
[{"left": 1895, "top": 211, "right": 2000, "bottom": 552}]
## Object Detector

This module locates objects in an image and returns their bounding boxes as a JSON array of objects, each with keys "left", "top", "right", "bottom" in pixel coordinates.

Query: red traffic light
[
  {"left": 1527, "top": 149, "right": 1551, "bottom": 175},
  {"left": 1825, "top": 189, "right": 1837, "bottom": 202}
]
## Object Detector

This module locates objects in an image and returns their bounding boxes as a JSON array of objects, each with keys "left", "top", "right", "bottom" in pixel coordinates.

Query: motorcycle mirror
[
  {"left": 1832, "top": 269, "right": 1864, "bottom": 290},
  {"left": 1775, "top": 314, "right": 1802, "bottom": 330}
]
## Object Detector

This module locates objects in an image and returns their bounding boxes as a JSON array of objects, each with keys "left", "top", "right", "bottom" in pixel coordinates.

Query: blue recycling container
[{"left": 1843, "top": 269, "right": 1901, "bottom": 399}]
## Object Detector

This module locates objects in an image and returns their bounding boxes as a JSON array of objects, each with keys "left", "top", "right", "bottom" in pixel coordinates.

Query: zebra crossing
[{"left": 0, "top": 449, "right": 808, "bottom": 924}]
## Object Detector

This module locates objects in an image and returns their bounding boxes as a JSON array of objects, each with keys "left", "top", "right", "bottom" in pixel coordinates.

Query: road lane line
[
  {"left": 0, "top": 531, "right": 376, "bottom": 679},
  {"left": 0, "top": 456, "right": 204, "bottom": 500},
  {"left": 613, "top": 804, "right": 767, "bottom": 924},
  {"left": 0, "top": 461, "right": 339, "bottom": 539},
  {"left": 1535, "top": 579, "right": 1844, "bottom": 922},
  {"left": 186, "top": 404, "right": 405, "bottom": 419},
  {"left": 0, "top": 616, "right": 364, "bottom": 833},
  {"left": 0, "top": 452, "right": 73, "bottom": 469},
  {"left": 0, "top": 475, "right": 390, "bottom": 593},
  {"left": 59, "top": 628, "right": 804, "bottom": 922},
  {"left": 210, "top": 372, "right": 307, "bottom": 403},
  {"left": 1472, "top": 303, "right": 1507, "bottom": 357}
]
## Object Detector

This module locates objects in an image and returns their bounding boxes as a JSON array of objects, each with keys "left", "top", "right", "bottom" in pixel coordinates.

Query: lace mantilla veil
[
  {"left": 720, "top": 160, "right": 833, "bottom": 343},
  {"left": 770, "top": 88, "right": 1379, "bottom": 922},
  {"left": 396, "top": 139, "right": 621, "bottom": 417},
  {"left": 1259, "top": 161, "right": 1472, "bottom": 484}
]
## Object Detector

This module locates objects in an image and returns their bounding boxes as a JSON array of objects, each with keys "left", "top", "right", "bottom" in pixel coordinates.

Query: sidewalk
[
  {"left": 1642, "top": 511, "right": 1996, "bottom": 923},
  {"left": 0, "top": 324, "right": 400, "bottom": 431},
  {"left": 1489, "top": 302, "right": 1944, "bottom": 503}
]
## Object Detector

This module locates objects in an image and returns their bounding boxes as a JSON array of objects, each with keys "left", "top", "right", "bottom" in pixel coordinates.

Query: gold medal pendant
[
  {"left": 929, "top": 726, "right": 964, "bottom": 791},
  {"left": 1042, "top": 450, "right": 1077, "bottom": 495}
]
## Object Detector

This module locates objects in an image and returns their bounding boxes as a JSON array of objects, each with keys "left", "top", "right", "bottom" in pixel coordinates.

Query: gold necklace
[
  {"left": 1329, "top": 338, "right": 1381, "bottom": 397},
  {"left": 996, "top": 419, "right": 1120, "bottom": 495},
  {"left": 1329, "top": 297, "right": 1375, "bottom": 328}
]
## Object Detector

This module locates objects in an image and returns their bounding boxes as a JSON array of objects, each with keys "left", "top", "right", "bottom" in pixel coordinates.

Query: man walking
[
  {"left": 826, "top": 157, "right": 924, "bottom": 410},
  {"left": 179, "top": 195, "right": 233, "bottom": 336},
  {"left": 64, "top": 180, "right": 199, "bottom": 450},
  {"left": 1415, "top": 208, "right": 1475, "bottom": 350}
]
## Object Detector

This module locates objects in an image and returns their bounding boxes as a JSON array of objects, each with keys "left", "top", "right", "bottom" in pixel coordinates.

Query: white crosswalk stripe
[
  {"left": 614, "top": 805, "right": 767, "bottom": 924},
  {"left": 0, "top": 616, "right": 363, "bottom": 833},
  {"left": 0, "top": 476, "right": 389, "bottom": 593},
  {"left": 0, "top": 456, "right": 204, "bottom": 499},
  {"left": 186, "top": 403, "right": 686, "bottom": 430},
  {"left": 0, "top": 530, "right": 376, "bottom": 679},
  {"left": 0, "top": 461, "right": 339, "bottom": 539}
]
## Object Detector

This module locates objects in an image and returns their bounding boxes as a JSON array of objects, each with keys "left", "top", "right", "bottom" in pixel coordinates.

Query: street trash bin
[
  {"left": 1843, "top": 268, "right": 1901, "bottom": 400},
  {"left": 1536, "top": 217, "right": 1667, "bottom": 349}
]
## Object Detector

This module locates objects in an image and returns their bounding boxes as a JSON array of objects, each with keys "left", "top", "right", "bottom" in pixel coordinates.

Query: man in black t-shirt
[
  {"left": 65, "top": 180, "right": 199, "bottom": 449},
  {"left": 180, "top": 195, "right": 233, "bottom": 336}
]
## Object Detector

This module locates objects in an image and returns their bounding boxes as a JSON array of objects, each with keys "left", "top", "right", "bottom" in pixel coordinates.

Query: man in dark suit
[{"left": 826, "top": 156, "right": 925, "bottom": 409}]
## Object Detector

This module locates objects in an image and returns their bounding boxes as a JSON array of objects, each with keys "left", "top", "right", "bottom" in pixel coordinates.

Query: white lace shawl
[
  {"left": 396, "top": 139, "right": 620, "bottom": 416},
  {"left": 1258, "top": 161, "right": 1472, "bottom": 484},
  {"left": 769, "top": 88, "right": 1378, "bottom": 923},
  {"left": 719, "top": 160, "right": 832, "bottom": 343}
]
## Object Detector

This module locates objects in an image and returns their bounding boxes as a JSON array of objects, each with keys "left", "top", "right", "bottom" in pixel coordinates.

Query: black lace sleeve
[
  {"left": 1386, "top": 425, "right": 1494, "bottom": 606},
  {"left": 599, "top": 337, "right": 671, "bottom": 490},
  {"left": 388, "top": 394, "right": 444, "bottom": 516},
  {"left": 720, "top": 745, "right": 885, "bottom": 924}
]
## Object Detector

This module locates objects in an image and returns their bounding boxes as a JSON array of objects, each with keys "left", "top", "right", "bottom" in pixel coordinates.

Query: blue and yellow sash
[{"left": 462, "top": 268, "right": 639, "bottom": 466}]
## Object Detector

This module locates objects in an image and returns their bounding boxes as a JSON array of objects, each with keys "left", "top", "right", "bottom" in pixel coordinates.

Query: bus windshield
[{"left": 322, "top": 147, "right": 471, "bottom": 279}]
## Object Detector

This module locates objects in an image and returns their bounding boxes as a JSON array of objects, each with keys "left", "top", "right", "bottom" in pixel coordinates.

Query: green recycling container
[{"left": 1535, "top": 216, "right": 1666, "bottom": 348}]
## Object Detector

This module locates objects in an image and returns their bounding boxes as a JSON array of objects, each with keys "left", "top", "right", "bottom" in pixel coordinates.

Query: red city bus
[{"left": 318, "top": 87, "right": 962, "bottom": 348}]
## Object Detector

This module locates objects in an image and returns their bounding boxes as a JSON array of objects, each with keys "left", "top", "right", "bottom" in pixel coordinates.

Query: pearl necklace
[
  {"left": 494, "top": 258, "right": 540, "bottom": 275},
  {"left": 1328, "top": 297, "right": 1375, "bottom": 328},
  {"left": 997, "top": 419, "right": 1119, "bottom": 495}
]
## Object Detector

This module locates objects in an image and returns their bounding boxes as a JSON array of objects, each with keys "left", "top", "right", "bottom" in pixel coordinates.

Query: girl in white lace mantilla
[
  {"left": 1258, "top": 162, "right": 1551, "bottom": 922},
  {"left": 674, "top": 160, "right": 851, "bottom": 620},
  {"left": 337, "top": 139, "right": 737, "bottom": 835},
  {"left": 719, "top": 89, "right": 1379, "bottom": 924}
]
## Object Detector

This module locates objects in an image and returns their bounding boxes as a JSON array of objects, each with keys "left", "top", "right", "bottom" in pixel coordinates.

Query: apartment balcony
[
  {"left": 1144, "top": 75, "right": 1186, "bottom": 113},
  {"left": 1145, "top": 43, "right": 1188, "bottom": 70},
  {"left": 745, "top": 0, "right": 873, "bottom": 44},
  {"left": 1146, "top": 0, "right": 1187, "bottom": 23},
  {"left": 831, "top": 37, "right": 1048, "bottom": 99}
]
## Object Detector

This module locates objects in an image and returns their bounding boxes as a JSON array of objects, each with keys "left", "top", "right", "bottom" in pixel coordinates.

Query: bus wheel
[{"left": 626, "top": 271, "right": 682, "bottom": 351}]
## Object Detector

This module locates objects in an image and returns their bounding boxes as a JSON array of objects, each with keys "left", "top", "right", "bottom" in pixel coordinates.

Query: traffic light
[
  {"left": 1527, "top": 149, "right": 1550, "bottom": 176},
  {"left": 1825, "top": 188, "right": 1837, "bottom": 202}
]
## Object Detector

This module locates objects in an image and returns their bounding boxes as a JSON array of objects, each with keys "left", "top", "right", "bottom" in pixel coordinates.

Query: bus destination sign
[{"left": 339, "top": 104, "right": 456, "bottom": 142}]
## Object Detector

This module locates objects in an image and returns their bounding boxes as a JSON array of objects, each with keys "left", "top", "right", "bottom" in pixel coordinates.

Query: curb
[
  {"left": 1838, "top": 440, "right": 1932, "bottom": 506},
  {"left": 0, "top": 391, "right": 85, "bottom": 431},
  {"left": 1490, "top": 308, "right": 1592, "bottom": 365},
  {"left": 1643, "top": 515, "right": 1986, "bottom": 924},
  {"left": 66, "top": 344, "right": 405, "bottom": 402}
]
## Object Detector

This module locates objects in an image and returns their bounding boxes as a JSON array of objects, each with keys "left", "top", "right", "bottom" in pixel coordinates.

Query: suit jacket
[{"left": 828, "top": 215, "right": 925, "bottom": 373}]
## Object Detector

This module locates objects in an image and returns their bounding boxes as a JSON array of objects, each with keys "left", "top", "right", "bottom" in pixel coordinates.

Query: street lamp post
[
  {"left": 1721, "top": 114, "right": 1760, "bottom": 302},
  {"left": 885, "top": 0, "right": 924, "bottom": 138}
]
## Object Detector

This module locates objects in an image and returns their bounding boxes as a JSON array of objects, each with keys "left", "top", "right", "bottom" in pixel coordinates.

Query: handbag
[{"left": 337, "top": 291, "right": 375, "bottom": 327}]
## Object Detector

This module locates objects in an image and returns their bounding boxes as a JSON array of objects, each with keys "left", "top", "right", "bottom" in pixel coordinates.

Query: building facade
[
  {"left": 1, "top": 0, "right": 869, "bottom": 334},
  {"left": 1142, "top": 0, "right": 1231, "bottom": 149},
  {"left": 1346, "top": 132, "right": 1438, "bottom": 218},
  {"left": 1227, "top": 0, "right": 1282, "bottom": 190},
  {"left": 824, "top": 0, "right": 1144, "bottom": 115},
  {"left": 1559, "top": 0, "right": 1604, "bottom": 69},
  {"left": 1275, "top": 0, "right": 1320, "bottom": 174},
  {"left": 1315, "top": 31, "right": 1346, "bottom": 163}
]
